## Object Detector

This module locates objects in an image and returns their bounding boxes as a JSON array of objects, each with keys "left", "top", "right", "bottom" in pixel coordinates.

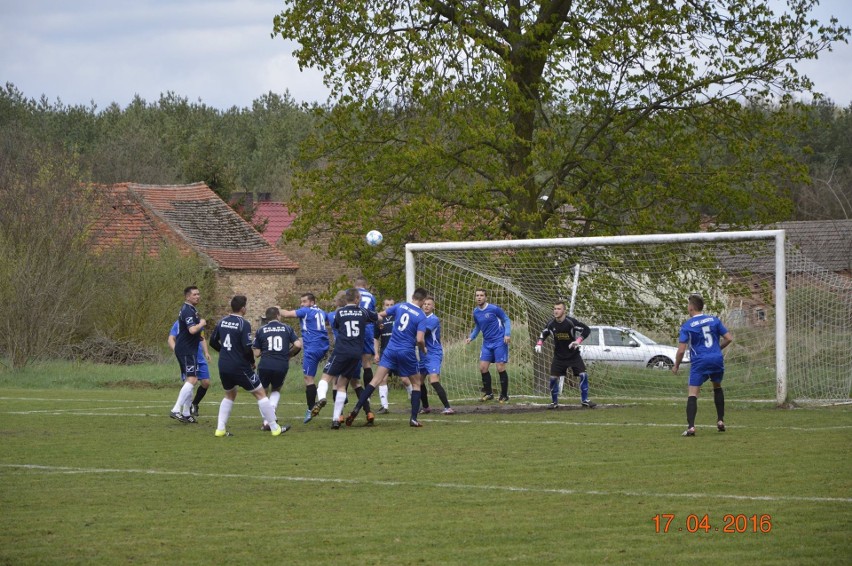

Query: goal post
[{"left": 406, "top": 230, "right": 850, "bottom": 406}]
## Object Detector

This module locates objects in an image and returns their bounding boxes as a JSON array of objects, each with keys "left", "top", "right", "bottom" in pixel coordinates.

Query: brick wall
[{"left": 212, "top": 270, "right": 297, "bottom": 326}]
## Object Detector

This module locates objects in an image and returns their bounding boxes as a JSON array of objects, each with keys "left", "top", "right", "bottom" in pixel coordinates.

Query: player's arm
[
  {"left": 200, "top": 332, "right": 211, "bottom": 360},
  {"left": 167, "top": 334, "right": 176, "bottom": 351},
  {"left": 569, "top": 317, "right": 590, "bottom": 349},
  {"left": 209, "top": 326, "right": 221, "bottom": 352},
  {"left": 416, "top": 330, "right": 427, "bottom": 356},
  {"left": 672, "top": 342, "right": 688, "bottom": 374},
  {"left": 280, "top": 309, "right": 298, "bottom": 318},
  {"left": 719, "top": 331, "right": 733, "bottom": 350},
  {"left": 188, "top": 317, "right": 206, "bottom": 335},
  {"left": 500, "top": 310, "right": 512, "bottom": 344},
  {"left": 466, "top": 320, "right": 481, "bottom": 344},
  {"left": 535, "top": 321, "right": 553, "bottom": 353},
  {"left": 289, "top": 338, "right": 303, "bottom": 358}
]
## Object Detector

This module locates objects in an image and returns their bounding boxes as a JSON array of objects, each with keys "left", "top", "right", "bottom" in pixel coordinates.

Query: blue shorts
[
  {"left": 688, "top": 370, "right": 724, "bottom": 387},
  {"left": 418, "top": 354, "right": 443, "bottom": 376},
  {"left": 220, "top": 369, "right": 262, "bottom": 392},
  {"left": 362, "top": 325, "right": 376, "bottom": 356},
  {"left": 379, "top": 347, "right": 419, "bottom": 378},
  {"left": 175, "top": 352, "right": 199, "bottom": 378},
  {"left": 302, "top": 348, "right": 328, "bottom": 378},
  {"left": 480, "top": 343, "right": 509, "bottom": 364}
]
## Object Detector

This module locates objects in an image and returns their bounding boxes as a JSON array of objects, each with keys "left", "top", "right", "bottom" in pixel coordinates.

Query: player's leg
[
  {"left": 429, "top": 373, "right": 452, "bottom": 412},
  {"left": 479, "top": 354, "right": 494, "bottom": 400},
  {"left": 312, "top": 370, "right": 334, "bottom": 419},
  {"left": 712, "top": 376, "right": 725, "bottom": 431},
  {"left": 409, "top": 371, "right": 424, "bottom": 426},
  {"left": 377, "top": 371, "right": 390, "bottom": 413},
  {"left": 248, "top": 372, "right": 288, "bottom": 436},
  {"left": 215, "top": 373, "right": 238, "bottom": 437},
  {"left": 418, "top": 365, "right": 431, "bottom": 413},
  {"left": 347, "top": 362, "right": 390, "bottom": 424},
  {"left": 331, "top": 376, "right": 350, "bottom": 429},
  {"left": 495, "top": 355, "right": 509, "bottom": 403},
  {"left": 172, "top": 354, "right": 198, "bottom": 422},
  {"left": 191, "top": 359, "right": 211, "bottom": 416},
  {"left": 577, "top": 359, "right": 595, "bottom": 408},
  {"left": 683, "top": 378, "right": 703, "bottom": 436}
]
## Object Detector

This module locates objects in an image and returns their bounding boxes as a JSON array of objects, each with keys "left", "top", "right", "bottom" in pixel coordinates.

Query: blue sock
[
  {"left": 354, "top": 383, "right": 376, "bottom": 413},
  {"left": 580, "top": 372, "right": 589, "bottom": 402},
  {"left": 411, "top": 390, "right": 421, "bottom": 421},
  {"left": 549, "top": 377, "right": 559, "bottom": 403}
]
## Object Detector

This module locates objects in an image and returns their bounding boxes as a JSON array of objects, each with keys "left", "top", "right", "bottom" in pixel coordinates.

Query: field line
[{"left": 2, "top": 463, "right": 850, "bottom": 504}]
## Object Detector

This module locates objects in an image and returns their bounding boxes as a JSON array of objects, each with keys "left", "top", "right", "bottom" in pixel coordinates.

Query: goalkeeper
[{"left": 534, "top": 301, "right": 596, "bottom": 409}]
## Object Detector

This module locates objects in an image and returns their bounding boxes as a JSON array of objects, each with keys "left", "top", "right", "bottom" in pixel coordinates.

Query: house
[
  {"left": 252, "top": 201, "right": 360, "bottom": 302},
  {"left": 94, "top": 182, "right": 299, "bottom": 324}
]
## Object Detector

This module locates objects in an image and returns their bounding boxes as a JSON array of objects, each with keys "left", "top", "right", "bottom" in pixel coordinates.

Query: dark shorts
[
  {"left": 258, "top": 368, "right": 289, "bottom": 390},
  {"left": 220, "top": 369, "right": 263, "bottom": 392},
  {"left": 175, "top": 352, "right": 199, "bottom": 378},
  {"left": 551, "top": 357, "right": 586, "bottom": 377},
  {"left": 324, "top": 354, "right": 362, "bottom": 380}
]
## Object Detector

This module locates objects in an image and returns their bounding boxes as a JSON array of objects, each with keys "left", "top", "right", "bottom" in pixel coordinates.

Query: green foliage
[{"left": 274, "top": 0, "right": 848, "bottom": 292}]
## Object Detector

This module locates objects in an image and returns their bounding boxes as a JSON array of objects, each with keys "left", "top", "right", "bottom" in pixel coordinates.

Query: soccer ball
[{"left": 365, "top": 230, "right": 383, "bottom": 246}]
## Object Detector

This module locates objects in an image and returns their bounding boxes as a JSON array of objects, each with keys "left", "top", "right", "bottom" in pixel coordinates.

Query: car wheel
[{"left": 647, "top": 356, "right": 673, "bottom": 370}]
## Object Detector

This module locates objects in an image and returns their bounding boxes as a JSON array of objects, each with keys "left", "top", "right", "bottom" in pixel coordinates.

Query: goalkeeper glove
[
  {"left": 534, "top": 340, "right": 543, "bottom": 353},
  {"left": 570, "top": 338, "right": 583, "bottom": 350}
]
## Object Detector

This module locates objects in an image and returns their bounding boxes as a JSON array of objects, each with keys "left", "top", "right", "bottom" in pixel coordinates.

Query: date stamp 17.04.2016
[{"left": 652, "top": 514, "right": 773, "bottom": 533}]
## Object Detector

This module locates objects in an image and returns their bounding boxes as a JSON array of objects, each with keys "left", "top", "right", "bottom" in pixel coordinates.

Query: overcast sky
[{"left": 1, "top": 0, "right": 850, "bottom": 110}]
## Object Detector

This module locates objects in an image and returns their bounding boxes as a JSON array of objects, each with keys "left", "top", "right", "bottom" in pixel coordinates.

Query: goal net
[{"left": 406, "top": 231, "right": 852, "bottom": 406}]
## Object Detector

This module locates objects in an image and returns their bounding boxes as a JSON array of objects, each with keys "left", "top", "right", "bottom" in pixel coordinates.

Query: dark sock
[
  {"left": 192, "top": 384, "right": 208, "bottom": 406},
  {"left": 714, "top": 387, "right": 725, "bottom": 421},
  {"left": 355, "top": 386, "right": 371, "bottom": 413},
  {"left": 306, "top": 383, "right": 317, "bottom": 409},
  {"left": 362, "top": 367, "right": 373, "bottom": 386},
  {"left": 481, "top": 372, "right": 493, "bottom": 395},
  {"left": 431, "top": 381, "right": 450, "bottom": 408},
  {"left": 549, "top": 378, "right": 559, "bottom": 403},
  {"left": 410, "top": 390, "right": 421, "bottom": 421},
  {"left": 354, "top": 384, "right": 376, "bottom": 413},
  {"left": 420, "top": 383, "right": 430, "bottom": 408},
  {"left": 499, "top": 371, "right": 509, "bottom": 397},
  {"left": 686, "top": 395, "right": 698, "bottom": 428}
]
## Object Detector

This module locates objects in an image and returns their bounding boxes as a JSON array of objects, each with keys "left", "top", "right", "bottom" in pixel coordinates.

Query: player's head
[
  {"left": 382, "top": 297, "right": 395, "bottom": 309},
  {"left": 423, "top": 296, "right": 435, "bottom": 314},
  {"left": 300, "top": 293, "right": 316, "bottom": 307},
  {"left": 334, "top": 290, "right": 347, "bottom": 308},
  {"left": 184, "top": 286, "right": 200, "bottom": 304},
  {"left": 265, "top": 306, "right": 280, "bottom": 322},
  {"left": 688, "top": 294, "right": 704, "bottom": 314},
  {"left": 553, "top": 301, "right": 566, "bottom": 319},
  {"left": 474, "top": 288, "right": 487, "bottom": 306},
  {"left": 345, "top": 287, "right": 361, "bottom": 304},
  {"left": 411, "top": 287, "right": 428, "bottom": 305},
  {"left": 355, "top": 276, "right": 368, "bottom": 288},
  {"left": 231, "top": 295, "right": 247, "bottom": 314}
]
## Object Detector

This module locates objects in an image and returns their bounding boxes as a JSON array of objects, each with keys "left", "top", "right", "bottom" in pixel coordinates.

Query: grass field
[{"left": 1, "top": 361, "right": 850, "bottom": 565}]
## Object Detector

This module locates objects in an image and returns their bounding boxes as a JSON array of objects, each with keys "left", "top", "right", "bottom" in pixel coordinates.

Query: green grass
[{"left": 1, "top": 361, "right": 850, "bottom": 564}]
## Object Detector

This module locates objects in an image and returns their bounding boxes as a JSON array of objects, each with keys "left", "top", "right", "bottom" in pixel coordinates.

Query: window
[{"left": 583, "top": 328, "right": 600, "bottom": 345}]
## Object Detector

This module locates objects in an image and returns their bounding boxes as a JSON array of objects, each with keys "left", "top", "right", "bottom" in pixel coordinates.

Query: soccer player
[
  {"left": 168, "top": 320, "right": 211, "bottom": 418},
  {"left": 209, "top": 295, "right": 289, "bottom": 437},
  {"left": 322, "top": 288, "right": 379, "bottom": 428},
  {"left": 534, "top": 301, "right": 596, "bottom": 409},
  {"left": 170, "top": 286, "right": 206, "bottom": 423},
  {"left": 417, "top": 296, "right": 454, "bottom": 415},
  {"left": 346, "top": 288, "right": 429, "bottom": 427},
  {"left": 375, "top": 297, "right": 410, "bottom": 413},
  {"left": 281, "top": 292, "right": 331, "bottom": 423},
  {"left": 354, "top": 276, "right": 378, "bottom": 389},
  {"left": 672, "top": 294, "right": 733, "bottom": 437},
  {"left": 464, "top": 288, "right": 512, "bottom": 403},
  {"left": 252, "top": 306, "right": 302, "bottom": 431}
]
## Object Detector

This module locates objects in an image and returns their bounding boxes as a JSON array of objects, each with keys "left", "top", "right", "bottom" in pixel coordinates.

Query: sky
[{"left": 1, "top": 0, "right": 850, "bottom": 111}]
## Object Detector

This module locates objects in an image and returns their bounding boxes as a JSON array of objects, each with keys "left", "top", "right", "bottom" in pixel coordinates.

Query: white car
[{"left": 581, "top": 326, "right": 689, "bottom": 369}]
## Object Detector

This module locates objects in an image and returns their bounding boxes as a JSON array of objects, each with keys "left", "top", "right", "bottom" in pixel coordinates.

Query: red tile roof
[
  {"left": 94, "top": 183, "right": 298, "bottom": 271},
  {"left": 254, "top": 201, "right": 296, "bottom": 245}
]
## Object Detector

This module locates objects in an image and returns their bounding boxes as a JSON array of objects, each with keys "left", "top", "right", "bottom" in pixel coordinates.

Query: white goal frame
[{"left": 406, "top": 230, "right": 788, "bottom": 404}]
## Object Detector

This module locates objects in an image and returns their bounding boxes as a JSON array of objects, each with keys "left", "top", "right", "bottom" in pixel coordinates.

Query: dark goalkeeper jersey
[{"left": 539, "top": 316, "right": 591, "bottom": 360}]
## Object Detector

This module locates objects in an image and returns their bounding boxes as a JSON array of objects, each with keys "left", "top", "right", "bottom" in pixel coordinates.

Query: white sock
[
  {"left": 217, "top": 398, "right": 234, "bottom": 431},
  {"left": 332, "top": 390, "right": 347, "bottom": 421},
  {"left": 317, "top": 379, "right": 329, "bottom": 402},
  {"left": 174, "top": 382, "right": 194, "bottom": 413},
  {"left": 405, "top": 384, "right": 413, "bottom": 399},
  {"left": 258, "top": 397, "right": 278, "bottom": 431},
  {"left": 379, "top": 385, "right": 389, "bottom": 409},
  {"left": 269, "top": 390, "right": 281, "bottom": 411}
]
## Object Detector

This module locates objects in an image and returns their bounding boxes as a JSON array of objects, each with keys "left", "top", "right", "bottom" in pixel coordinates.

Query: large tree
[{"left": 273, "top": 0, "right": 848, "bottom": 291}]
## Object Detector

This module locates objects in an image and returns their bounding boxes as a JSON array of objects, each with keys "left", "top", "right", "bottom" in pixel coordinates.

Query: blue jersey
[
  {"left": 175, "top": 302, "right": 201, "bottom": 355},
  {"left": 422, "top": 313, "right": 443, "bottom": 360},
  {"left": 332, "top": 305, "right": 378, "bottom": 358},
  {"left": 252, "top": 321, "right": 298, "bottom": 371},
  {"left": 170, "top": 321, "right": 207, "bottom": 366},
  {"left": 210, "top": 315, "right": 254, "bottom": 374},
  {"left": 470, "top": 303, "right": 511, "bottom": 346},
  {"left": 295, "top": 306, "right": 330, "bottom": 352},
  {"left": 384, "top": 302, "right": 428, "bottom": 352},
  {"left": 678, "top": 314, "right": 729, "bottom": 373}
]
